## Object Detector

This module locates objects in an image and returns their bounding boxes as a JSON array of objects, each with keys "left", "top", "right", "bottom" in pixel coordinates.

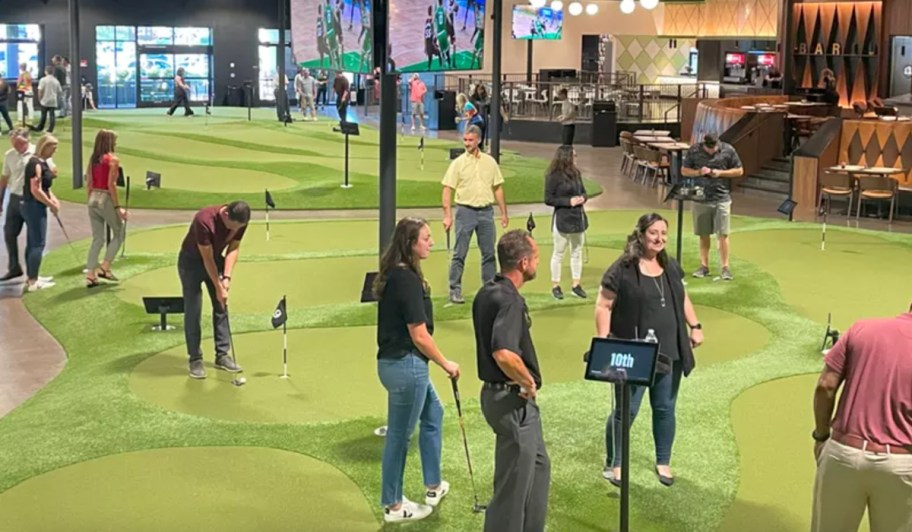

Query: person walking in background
[
  {"left": 455, "top": 93, "right": 485, "bottom": 145},
  {"left": 0, "top": 78, "right": 14, "bottom": 134},
  {"left": 62, "top": 57, "right": 72, "bottom": 118},
  {"left": 333, "top": 71, "right": 350, "bottom": 123},
  {"left": 0, "top": 128, "right": 34, "bottom": 283},
  {"left": 16, "top": 63, "right": 34, "bottom": 125},
  {"left": 595, "top": 213, "right": 704, "bottom": 487},
  {"left": 167, "top": 68, "right": 194, "bottom": 117},
  {"left": 21, "top": 134, "right": 59, "bottom": 292},
  {"left": 84, "top": 129, "right": 127, "bottom": 288},
  {"left": 32, "top": 65, "right": 61, "bottom": 134},
  {"left": 294, "top": 68, "right": 317, "bottom": 121},
  {"left": 681, "top": 133, "right": 743, "bottom": 281},
  {"left": 316, "top": 70, "right": 329, "bottom": 109},
  {"left": 81, "top": 76, "right": 97, "bottom": 111},
  {"left": 178, "top": 202, "right": 249, "bottom": 379},
  {"left": 544, "top": 145, "right": 588, "bottom": 300},
  {"left": 811, "top": 305, "right": 912, "bottom": 532},
  {"left": 557, "top": 89, "right": 577, "bottom": 146},
  {"left": 442, "top": 125, "right": 508, "bottom": 304},
  {"left": 409, "top": 74, "right": 427, "bottom": 132},
  {"left": 473, "top": 229, "right": 550, "bottom": 532},
  {"left": 471, "top": 83, "right": 490, "bottom": 148},
  {"left": 373, "top": 217, "right": 459, "bottom": 523},
  {"left": 52, "top": 56, "right": 67, "bottom": 119}
]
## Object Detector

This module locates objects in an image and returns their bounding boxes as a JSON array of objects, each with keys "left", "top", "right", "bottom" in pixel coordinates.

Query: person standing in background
[
  {"left": 409, "top": 74, "right": 427, "bottom": 132},
  {"left": 294, "top": 68, "right": 317, "bottom": 121},
  {"left": 62, "top": 57, "right": 72, "bottom": 118},
  {"left": 544, "top": 145, "right": 588, "bottom": 300},
  {"left": 167, "top": 68, "right": 194, "bottom": 117},
  {"left": 316, "top": 70, "right": 329, "bottom": 109},
  {"left": 811, "top": 305, "right": 912, "bottom": 532},
  {"left": 84, "top": 129, "right": 127, "bottom": 288},
  {"left": 21, "top": 134, "right": 59, "bottom": 292},
  {"left": 557, "top": 89, "right": 577, "bottom": 146},
  {"left": 52, "top": 56, "right": 67, "bottom": 119},
  {"left": 0, "top": 79, "right": 14, "bottom": 134},
  {"left": 32, "top": 65, "right": 61, "bottom": 134},
  {"left": 0, "top": 128, "right": 35, "bottom": 283},
  {"left": 333, "top": 71, "right": 350, "bottom": 123},
  {"left": 16, "top": 63, "right": 34, "bottom": 125}
]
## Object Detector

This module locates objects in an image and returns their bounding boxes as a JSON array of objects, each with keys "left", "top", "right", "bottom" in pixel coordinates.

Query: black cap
[{"left": 703, "top": 133, "right": 719, "bottom": 147}]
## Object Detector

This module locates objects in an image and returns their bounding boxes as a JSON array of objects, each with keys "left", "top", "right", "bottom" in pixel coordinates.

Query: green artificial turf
[
  {"left": 43, "top": 109, "right": 601, "bottom": 210},
  {"left": 2, "top": 210, "right": 910, "bottom": 531},
  {"left": 0, "top": 447, "right": 376, "bottom": 532}
]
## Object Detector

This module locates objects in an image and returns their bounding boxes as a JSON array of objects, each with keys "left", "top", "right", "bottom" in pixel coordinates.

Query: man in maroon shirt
[
  {"left": 178, "top": 201, "right": 250, "bottom": 379},
  {"left": 812, "top": 305, "right": 912, "bottom": 531}
]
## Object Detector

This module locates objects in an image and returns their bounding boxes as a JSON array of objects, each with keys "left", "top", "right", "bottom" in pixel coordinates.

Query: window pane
[
  {"left": 185, "top": 79, "right": 210, "bottom": 102},
  {"left": 258, "top": 44, "right": 277, "bottom": 99},
  {"left": 116, "top": 26, "right": 135, "bottom": 41},
  {"left": 116, "top": 42, "right": 137, "bottom": 107},
  {"left": 137, "top": 26, "right": 173, "bottom": 45},
  {"left": 140, "top": 80, "right": 174, "bottom": 103},
  {"left": 174, "top": 27, "right": 211, "bottom": 46},
  {"left": 1, "top": 24, "right": 40, "bottom": 40},
  {"left": 175, "top": 54, "right": 209, "bottom": 78},
  {"left": 96, "top": 25, "right": 115, "bottom": 42},
  {"left": 96, "top": 42, "right": 116, "bottom": 108},
  {"left": 2, "top": 43, "right": 39, "bottom": 81},
  {"left": 140, "top": 53, "right": 174, "bottom": 80}
]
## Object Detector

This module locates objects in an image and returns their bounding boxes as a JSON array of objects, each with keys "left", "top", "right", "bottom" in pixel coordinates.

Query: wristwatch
[
  {"left": 689, "top": 323, "right": 702, "bottom": 330},
  {"left": 812, "top": 430, "right": 830, "bottom": 442}
]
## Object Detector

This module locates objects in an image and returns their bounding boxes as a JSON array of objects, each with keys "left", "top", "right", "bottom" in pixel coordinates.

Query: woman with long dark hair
[
  {"left": 373, "top": 217, "right": 460, "bottom": 523},
  {"left": 85, "top": 129, "right": 127, "bottom": 288},
  {"left": 595, "top": 213, "right": 704, "bottom": 487},
  {"left": 545, "top": 145, "right": 588, "bottom": 300}
]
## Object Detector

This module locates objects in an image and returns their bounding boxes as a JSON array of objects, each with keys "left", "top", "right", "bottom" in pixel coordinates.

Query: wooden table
[{"left": 634, "top": 129, "right": 671, "bottom": 136}]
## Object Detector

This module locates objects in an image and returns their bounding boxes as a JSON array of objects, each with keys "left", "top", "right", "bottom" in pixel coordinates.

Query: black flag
[
  {"left": 418, "top": 137, "right": 424, "bottom": 150},
  {"left": 265, "top": 189, "right": 276, "bottom": 209},
  {"left": 526, "top": 213, "right": 536, "bottom": 234},
  {"left": 271, "top": 297, "right": 287, "bottom": 328}
]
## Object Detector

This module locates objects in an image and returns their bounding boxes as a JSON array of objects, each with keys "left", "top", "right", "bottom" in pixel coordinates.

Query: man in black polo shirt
[{"left": 472, "top": 229, "right": 550, "bottom": 532}]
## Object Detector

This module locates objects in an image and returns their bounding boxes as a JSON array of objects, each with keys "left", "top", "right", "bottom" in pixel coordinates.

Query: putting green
[
  {"left": 722, "top": 374, "right": 871, "bottom": 532},
  {"left": 128, "top": 305, "right": 766, "bottom": 424},
  {"left": 735, "top": 229, "right": 912, "bottom": 329},
  {"left": 0, "top": 447, "right": 377, "bottom": 531}
]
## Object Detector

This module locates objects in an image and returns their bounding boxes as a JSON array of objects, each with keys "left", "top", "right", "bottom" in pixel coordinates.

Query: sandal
[
  {"left": 86, "top": 277, "right": 101, "bottom": 288},
  {"left": 97, "top": 269, "right": 119, "bottom": 282}
]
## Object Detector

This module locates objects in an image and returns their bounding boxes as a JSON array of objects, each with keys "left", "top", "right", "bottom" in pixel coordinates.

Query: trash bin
[{"left": 591, "top": 100, "right": 618, "bottom": 147}]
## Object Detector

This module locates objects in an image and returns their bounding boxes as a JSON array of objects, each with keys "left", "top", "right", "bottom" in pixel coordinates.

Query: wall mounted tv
[{"left": 512, "top": 5, "right": 563, "bottom": 40}]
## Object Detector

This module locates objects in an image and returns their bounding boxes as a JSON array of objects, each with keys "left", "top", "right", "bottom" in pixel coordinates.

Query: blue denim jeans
[
  {"left": 378, "top": 352, "right": 444, "bottom": 507},
  {"left": 22, "top": 199, "right": 47, "bottom": 280},
  {"left": 605, "top": 362, "right": 683, "bottom": 467}
]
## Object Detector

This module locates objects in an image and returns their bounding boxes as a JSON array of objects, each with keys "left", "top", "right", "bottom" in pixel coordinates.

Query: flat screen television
[{"left": 511, "top": 5, "right": 563, "bottom": 40}]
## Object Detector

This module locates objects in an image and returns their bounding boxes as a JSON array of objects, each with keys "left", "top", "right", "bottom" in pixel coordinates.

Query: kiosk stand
[
  {"left": 333, "top": 122, "right": 360, "bottom": 188},
  {"left": 142, "top": 297, "right": 184, "bottom": 331},
  {"left": 584, "top": 336, "right": 660, "bottom": 532}
]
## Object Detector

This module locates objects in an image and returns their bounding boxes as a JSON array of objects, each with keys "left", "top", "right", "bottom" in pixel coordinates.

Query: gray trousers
[
  {"left": 177, "top": 252, "right": 229, "bottom": 361},
  {"left": 86, "top": 191, "right": 123, "bottom": 271},
  {"left": 449, "top": 205, "right": 496, "bottom": 292},
  {"left": 481, "top": 387, "right": 551, "bottom": 532}
]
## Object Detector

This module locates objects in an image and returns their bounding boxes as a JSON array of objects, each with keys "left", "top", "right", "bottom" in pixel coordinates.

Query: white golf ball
[{"left": 238, "top": 377, "right": 247, "bottom": 384}]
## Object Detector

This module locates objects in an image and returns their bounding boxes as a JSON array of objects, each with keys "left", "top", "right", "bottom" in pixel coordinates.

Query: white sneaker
[
  {"left": 38, "top": 276, "right": 53, "bottom": 283},
  {"left": 384, "top": 498, "right": 432, "bottom": 523},
  {"left": 425, "top": 480, "right": 449, "bottom": 507},
  {"left": 27, "top": 279, "right": 55, "bottom": 292}
]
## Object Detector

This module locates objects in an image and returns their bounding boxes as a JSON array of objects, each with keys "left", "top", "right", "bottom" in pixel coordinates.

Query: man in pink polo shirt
[
  {"left": 409, "top": 74, "right": 427, "bottom": 133},
  {"left": 811, "top": 305, "right": 912, "bottom": 531}
]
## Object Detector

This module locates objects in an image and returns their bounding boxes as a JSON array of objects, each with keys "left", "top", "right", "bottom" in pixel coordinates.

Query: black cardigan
[
  {"left": 603, "top": 256, "right": 695, "bottom": 377},
  {"left": 544, "top": 171, "right": 588, "bottom": 234}
]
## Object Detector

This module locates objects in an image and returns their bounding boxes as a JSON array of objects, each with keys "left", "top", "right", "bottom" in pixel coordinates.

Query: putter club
[
  {"left": 53, "top": 213, "right": 82, "bottom": 264},
  {"left": 225, "top": 305, "right": 246, "bottom": 387},
  {"left": 451, "top": 378, "right": 487, "bottom": 513}
]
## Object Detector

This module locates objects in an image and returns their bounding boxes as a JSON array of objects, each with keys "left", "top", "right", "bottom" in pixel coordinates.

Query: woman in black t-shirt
[
  {"left": 594, "top": 213, "right": 704, "bottom": 487},
  {"left": 22, "top": 134, "right": 60, "bottom": 292},
  {"left": 373, "top": 217, "right": 460, "bottom": 523}
]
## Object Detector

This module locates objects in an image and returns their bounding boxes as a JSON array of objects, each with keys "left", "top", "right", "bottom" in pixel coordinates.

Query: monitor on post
[{"left": 584, "top": 337, "right": 659, "bottom": 386}]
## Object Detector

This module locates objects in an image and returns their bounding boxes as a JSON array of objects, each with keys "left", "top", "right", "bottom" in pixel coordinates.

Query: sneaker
[
  {"left": 214, "top": 354, "right": 243, "bottom": 373},
  {"left": 551, "top": 286, "right": 564, "bottom": 300},
  {"left": 38, "top": 275, "right": 53, "bottom": 283},
  {"left": 0, "top": 269, "right": 24, "bottom": 283},
  {"left": 571, "top": 285, "right": 588, "bottom": 299},
  {"left": 384, "top": 498, "right": 433, "bottom": 523},
  {"left": 692, "top": 266, "right": 710, "bottom": 278},
  {"left": 720, "top": 267, "right": 733, "bottom": 281},
  {"left": 26, "top": 279, "right": 55, "bottom": 292},
  {"left": 449, "top": 289, "right": 465, "bottom": 305},
  {"left": 373, "top": 426, "right": 388, "bottom": 437},
  {"left": 188, "top": 360, "right": 207, "bottom": 379},
  {"left": 425, "top": 480, "right": 450, "bottom": 507}
]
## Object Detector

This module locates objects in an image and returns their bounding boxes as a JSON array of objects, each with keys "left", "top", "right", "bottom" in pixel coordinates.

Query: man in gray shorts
[{"left": 681, "top": 133, "right": 743, "bottom": 280}]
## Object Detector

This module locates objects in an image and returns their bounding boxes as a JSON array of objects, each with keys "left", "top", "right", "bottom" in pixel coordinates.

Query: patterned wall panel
[
  {"left": 613, "top": 36, "right": 697, "bottom": 84},
  {"left": 838, "top": 120, "right": 912, "bottom": 184},
  {"left": 660, "top": 0, "right": 778, "bottom": 37},
  {"left": 791, "top": 2, "right": 882, "bottom": 107}
]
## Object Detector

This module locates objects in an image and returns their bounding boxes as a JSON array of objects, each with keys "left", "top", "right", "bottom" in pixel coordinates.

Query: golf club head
[{"left": 472, "top": 503, "right": 487, "bottom": 513}]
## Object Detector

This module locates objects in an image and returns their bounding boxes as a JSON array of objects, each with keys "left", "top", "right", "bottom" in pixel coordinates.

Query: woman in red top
[{"left": 85, "top": 129, "right": 127, "bottom": 288}]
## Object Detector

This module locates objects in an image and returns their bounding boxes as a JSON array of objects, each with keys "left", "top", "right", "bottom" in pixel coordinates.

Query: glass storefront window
[
  {"left": 116, "top": 26, "right": 136, "bottom": 42},
  {"left": 137, "top": 26, "right": 174, "bottom": 45},
  {"left": 258, "top": 28, "right": 294, "bottom": 101},
  {"left": 0, "top": 43, "right": 38, "bottom": 80},
  {"left": 174, "top": 27, "right": 211, "bottom": 46},
  {"left": 96, "top": 25, "right": 115, "bottom": 41},
  {"left": 0, "top": 24, "right": 40, "bottom": 41}
]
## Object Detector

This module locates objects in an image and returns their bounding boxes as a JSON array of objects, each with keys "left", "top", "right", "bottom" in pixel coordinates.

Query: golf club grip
[{"left": 451, "top": 378, "right": 462, "bottom": 416}]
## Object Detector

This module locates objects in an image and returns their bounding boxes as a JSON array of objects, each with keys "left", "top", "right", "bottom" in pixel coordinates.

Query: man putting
[{"left": 178, "top": 201, "right": 250, "bottom": 379}]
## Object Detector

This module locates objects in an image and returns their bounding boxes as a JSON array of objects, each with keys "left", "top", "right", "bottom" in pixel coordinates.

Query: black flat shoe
[{"left": 655, "top": 467, "right": 674, "bottom": 487}]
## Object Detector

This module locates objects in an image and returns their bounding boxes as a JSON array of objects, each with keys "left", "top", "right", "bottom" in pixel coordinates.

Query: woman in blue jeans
[
  {"left": 21, "top": 134, "right": 60, "bottom": 293},
  {"left": 594, "top": 213, "right": 704, "bottom": 487},
  {"left": 374, "top": 216, "right": 461, "bottom": 523}
]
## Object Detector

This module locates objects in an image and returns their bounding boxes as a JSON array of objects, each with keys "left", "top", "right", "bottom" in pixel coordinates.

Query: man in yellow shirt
[{"left": 442, "top": 125, "right": 509, "bottom": 304}]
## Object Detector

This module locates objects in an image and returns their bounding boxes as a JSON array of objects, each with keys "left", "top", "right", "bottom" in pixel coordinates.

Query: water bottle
[{"left": 644, "top": 329, "right": 658, "bottom": 344}]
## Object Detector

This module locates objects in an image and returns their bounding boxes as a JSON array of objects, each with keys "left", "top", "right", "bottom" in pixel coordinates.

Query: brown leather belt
[{"left": 832, "top": 430, "right": 912, "bottom": 455}]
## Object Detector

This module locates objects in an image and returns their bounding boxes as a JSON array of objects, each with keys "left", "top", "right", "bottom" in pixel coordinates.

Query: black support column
[
  {"left": 375, "top": 0, "right": 396, "bottom": 253},
  {"left": 69, "top": 0, "right": 82, "bottom": 189},
  {"left": 278, "top": 0, "right": 287, "bottom": 104},
  {"left": 490, "top": 0, "right": 503, "bottom": 163}
]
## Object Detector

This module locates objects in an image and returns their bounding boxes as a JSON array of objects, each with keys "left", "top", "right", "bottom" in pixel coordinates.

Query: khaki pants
[
  {"left": 86, "top": 190, "right": 123, "bottom": 271},
  {"left": 812, "top": 440, "right": 912, "bottom": 532}
]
